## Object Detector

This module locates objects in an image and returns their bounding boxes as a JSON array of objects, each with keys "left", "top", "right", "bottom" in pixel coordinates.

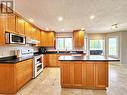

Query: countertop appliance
[
  {"left": 39, "top": 47, "right": 47, "bottom": 54},
  {"left": 5, "top": 32, "right": 26, "bottom": 44},
  {"left": 15, "top": 49, "right": 22, "bottom": 58},
  {"left": 33, "top": 54, "right": 43, "bottom": 78}
]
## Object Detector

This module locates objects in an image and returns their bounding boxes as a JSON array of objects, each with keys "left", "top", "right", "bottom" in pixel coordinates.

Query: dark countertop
[
  {"left": 0, "top": 56, "right": 34, "bottom": 64},
  {"left": 59, "top": 55, "right": 120, "bottom": 62},
  {"left": 46, "top": 51, "right": 86, "bottom": 54}
]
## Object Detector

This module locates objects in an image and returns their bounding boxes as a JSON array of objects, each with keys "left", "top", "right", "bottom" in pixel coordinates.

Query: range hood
[{"left": 26, "top": 37, "right": 40, "bottom": 44}]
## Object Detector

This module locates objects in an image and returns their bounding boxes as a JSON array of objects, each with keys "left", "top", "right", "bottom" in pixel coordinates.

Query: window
[
  {"left": 56, "top": 37, "right": 72, "bottom": 50},
  {"left": 108, "top": 37, "right": 118, "bottom": 57},
  {"left": 89, "top": 39, "right": 104, "bottom": 55},
  {"left": 90, "top": 40, "right": 104, "bottom": 50}
]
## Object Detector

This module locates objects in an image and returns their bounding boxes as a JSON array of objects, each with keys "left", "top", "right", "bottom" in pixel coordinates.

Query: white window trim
[
  {"left": 108, "top": 36, "right": 119, "bottom": 58},
  {"left": 56, "top": 37, "right": 72, "bottom": 50}
]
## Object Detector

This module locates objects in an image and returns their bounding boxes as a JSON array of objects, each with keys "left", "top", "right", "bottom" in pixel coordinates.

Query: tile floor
[{"left": 10, "top": 63, "right": 127, "bottom": 95}]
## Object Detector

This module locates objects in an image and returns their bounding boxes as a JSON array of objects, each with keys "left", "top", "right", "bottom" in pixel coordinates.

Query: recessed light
[
  {"left": 90, "top": 15, "right": 95, "bottom": 19},
  {"left": 81, "top": 28, "right": 85, "bottom": 31},
  {"left": 62, "top": 29, "right": 65, "bottom": 32},
  {"left": 29, "top": 18, "right": 34, "bottom": 22},
  {"left": 46, "top": 28, "right": 49, "bottom": 30},
  {"left": 58, "top": 16, "right": 63, "bottom": 21}
]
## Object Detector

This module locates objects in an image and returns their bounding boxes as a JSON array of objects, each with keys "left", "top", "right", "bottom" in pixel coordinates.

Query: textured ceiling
[{"left": 15, "top": 0, "right": 127, "bottom": 33}]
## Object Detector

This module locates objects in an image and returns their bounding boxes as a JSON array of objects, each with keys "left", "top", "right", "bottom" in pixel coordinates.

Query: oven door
[{"left": 34, "top": 63, "right": 43, "bottom": 78}]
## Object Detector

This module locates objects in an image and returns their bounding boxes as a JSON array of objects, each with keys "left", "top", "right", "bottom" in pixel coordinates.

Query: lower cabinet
[
  {"left": 60, "top": 61, "right": 108, "bottom": 89},
  {"left": 0, "top": 59, "right": 33, "bottom": 94},
  {"left": 44, "top": 54, "right": 60, "bottom": 67},
  {"left": 15, "top": 59, "right": 33, "bottom": 90}
]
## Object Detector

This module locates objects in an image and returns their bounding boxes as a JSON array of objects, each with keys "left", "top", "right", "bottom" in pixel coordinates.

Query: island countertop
[{"left": 59, "top": 55, "right": 120, "bottom": 62}]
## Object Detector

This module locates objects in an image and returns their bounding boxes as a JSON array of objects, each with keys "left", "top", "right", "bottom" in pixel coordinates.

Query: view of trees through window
[
  {"left": 108, "top": 37, "right": 118, "bottom": 56},
  {"left": 90, "top": 40, "right": 104, "bottom": 50},
  {"left": 56, "top": 37, "right": 72, "bottom": 50}
]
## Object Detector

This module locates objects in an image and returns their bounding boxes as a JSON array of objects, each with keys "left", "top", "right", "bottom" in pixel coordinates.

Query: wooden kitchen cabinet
[
  {"left": 0, "top": 15, "right": 6, "bottom": 46},
  {"left": 44, "top": 54, "right": 60, "bottom": 67},
  {"left": 40, "top": 31, "right": 55, "bottom": 47},
  {"left": 0, "top": 59, "right": 33, "bottom": 94},
  {"left": 16, "top": 16, "right": 25, "bottom": 35},
  {"left": 60, "top": 61, "right": 108, "bottom": 89},
  {"left": 6, "top": 14, "right": 16, "bottom": 33},
  {"left": 95, "top": 62, "right": 108, "bottom": 88},
  {"left": 25, "top": 22, "right": 32, "bottom": 38},
  {"left": 15, "top": 59, "right": 33, "bottom": 90},
  {"left": 73, "top": 30, "right": 84, "bottom": 48}
]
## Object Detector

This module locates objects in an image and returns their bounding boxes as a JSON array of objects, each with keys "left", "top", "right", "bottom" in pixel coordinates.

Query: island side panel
[{"left": 60, "top": 61, "right": 108, "bottom": 89}]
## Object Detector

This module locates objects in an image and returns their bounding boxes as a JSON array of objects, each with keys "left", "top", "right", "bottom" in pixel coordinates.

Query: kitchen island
[{"left": 59, "top": 55, "right": 119, "bottom": 89}]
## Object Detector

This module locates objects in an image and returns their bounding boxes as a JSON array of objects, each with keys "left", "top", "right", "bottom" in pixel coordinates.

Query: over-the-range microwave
[{"left": 5, "top": 32, "right": 26, "bottom": 44}]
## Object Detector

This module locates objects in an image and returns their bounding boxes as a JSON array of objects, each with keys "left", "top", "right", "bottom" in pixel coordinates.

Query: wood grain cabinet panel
[
  {"left": 6, "top": 14, "right": 16, "bottom": 33},
  {"left": 45, "top": 54, "right": 60, "bottom": 67},
  {"left": 0, "top": 59, "right": 33, "bottom": 94},
  {"left": 60, "top": 61, "right": 108, "bottom": 89},
  {"left": 40, "top": 31, "right": 55, "bottom": 47},
  {"left": 73, "top": 30, "right": 84, "bottom": 49},
  {"left": 74, "top": 62, "right": 83, "bottom": 87},
  {"left": 15, "top": 59, "right": 33, "bottom": 90},
  {"left": 85, "top": 62, "right": 95, "bottom": 88},
  {"left": 25, "top": 22, "right": 32, "bottom": 38},
  {"left": 95, "top": 62, "right": 108, "bottom": 88},
  {"left": 16, "top": 16, "right": 25, "bottom": 35},
  {"left": 0, "top": 15, "right": 6, "bottom": 46},
  {"left": 61, "top": 62, "right": 74, "bottom": 87}
]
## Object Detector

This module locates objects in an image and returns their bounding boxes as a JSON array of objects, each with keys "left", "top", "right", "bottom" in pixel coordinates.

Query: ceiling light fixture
[
  {"left": 90, "top": 15, "right": 95, "bottom": 19},
  {"left": 29, "top": 18, "right": 34, "bottom": 22},
  {"left": 46, "top": 28, "right": 49, "bottom": 31},
  {"left": 58, "top": 16, "right": 63, "bottom": 21},
  {"left": 62, "top": 29, "right": 65, "bottom": 32},
  {"left": 81, "top": 28, "right": 85, "bottom": 31},
  {"left": 111, "top": 23, "right": 118, "bottom": 29}
]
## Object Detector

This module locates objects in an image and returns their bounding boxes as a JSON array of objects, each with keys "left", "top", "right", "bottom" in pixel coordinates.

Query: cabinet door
[
  {"left": 40, "top": 31, "right": 47, "bottom": 46},
  {"left": 16, "top": 16, "right": 25, "bottom": 35},
  {"left": 73, "top": 62, "right": 83, "bottom": 87},
  {"left": 85, "top": 62, "right": 95, "bottom": 88},
  {"left": 61, "top": 62, "right": 74, "bottom": 87},
  {"left": 73, "top": 30, "right": 84, "bottom": 48},
  {"left": 95, "top": 62, "right": 108, "bottom": 88},
  {"left": 47, "top": 32, "right": 55, "bottom": 47},
  {"left": 15, "top": 59, "right": 33, "bottom": 90},
  {"left": 0, "top": 15, "right": 6, "bottom": 46},
  {"left": 6, "top": 14, "right": 16, "bottom": 33},
  {"left": 25, "top": 22, "right": 32, "bottom": 38}
]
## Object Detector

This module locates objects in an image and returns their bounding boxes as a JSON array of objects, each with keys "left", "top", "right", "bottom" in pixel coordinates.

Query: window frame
[
  {"left": 56, "top": 37, "right": 72, "bottom": 50},
  {"left": 88, "top": 38, "right": 105, "bottom": 55},
  {"left": 108, "top": 36, "right": 119, "bottom": 58}
]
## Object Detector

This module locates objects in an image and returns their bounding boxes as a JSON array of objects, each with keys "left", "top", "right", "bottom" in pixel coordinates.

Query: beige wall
[{"left": 120, "top": 31, "right": 127, "bottom": 64}]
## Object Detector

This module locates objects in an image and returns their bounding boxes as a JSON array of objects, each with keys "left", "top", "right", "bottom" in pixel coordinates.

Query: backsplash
[{"left": 0, "top": 45, "right": 38, "bottom": 58}]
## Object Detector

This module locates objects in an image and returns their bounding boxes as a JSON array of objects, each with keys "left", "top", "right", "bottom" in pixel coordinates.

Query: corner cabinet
[
  {"left": 40, "top": 31, "right": 56, "bottom": 47},
  {"left": 73, "top": 30, "right": 84, "bottom": 49}
]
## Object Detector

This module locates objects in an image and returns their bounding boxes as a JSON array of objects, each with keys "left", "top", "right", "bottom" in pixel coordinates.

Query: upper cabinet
[
  {"left": 6, "top": 14, "right": 16, "bottom": 33},
  {"left": 16, "top": 16, "right": 25, "bottom": 35},
  {"left": 73, "top": 30, "right": 85, "bottom": 49},
  {"left": 25, "top": 22, "right": 32, "bottom": 38},
  {"left": 0, "top": 15, "right": 6, "bottom": 46},
  {"left": 40, "top": 31, "right": 55, "bottom": 47}
]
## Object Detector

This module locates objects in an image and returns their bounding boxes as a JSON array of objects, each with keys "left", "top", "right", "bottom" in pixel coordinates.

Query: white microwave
[{"left": 5, "top": 32, "right": 26, "bottom": 44}]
